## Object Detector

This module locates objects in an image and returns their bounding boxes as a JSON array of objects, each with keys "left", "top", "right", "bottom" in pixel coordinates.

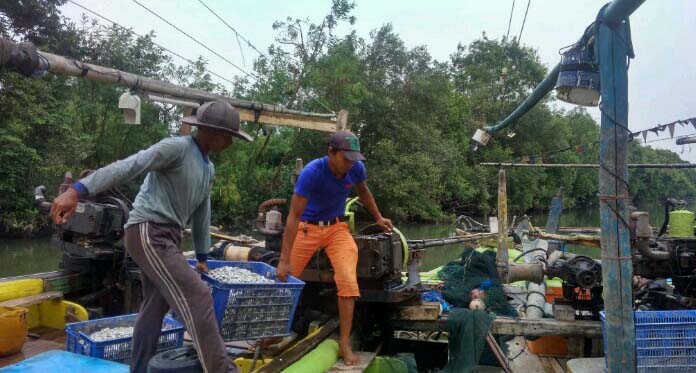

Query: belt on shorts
[{"left": 302, "top": 216, "right": 349, "bottom": 226}]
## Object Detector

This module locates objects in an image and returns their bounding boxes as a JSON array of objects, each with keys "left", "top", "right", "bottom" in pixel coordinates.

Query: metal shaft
[{"left": 480, "top": 163, "right": 696, "bottom": 168}]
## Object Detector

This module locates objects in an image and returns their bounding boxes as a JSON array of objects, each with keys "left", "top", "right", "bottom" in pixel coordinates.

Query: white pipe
[{"left": 522, "top": 238, "right": 548, "bottom": 320}]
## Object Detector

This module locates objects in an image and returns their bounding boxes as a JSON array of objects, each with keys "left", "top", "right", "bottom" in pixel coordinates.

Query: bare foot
[{"left": 339, "top": 341, "right": 360, "bottom": 366}]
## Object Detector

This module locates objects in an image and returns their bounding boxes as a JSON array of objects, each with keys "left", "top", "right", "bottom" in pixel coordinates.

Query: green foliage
[{"left": 1, "top": 0, "right": 694, "bottom": 235}]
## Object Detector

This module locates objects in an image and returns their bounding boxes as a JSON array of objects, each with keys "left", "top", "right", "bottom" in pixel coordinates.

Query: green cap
[{"left": 329, "top": 130, "right": 365, "bottom": 161}]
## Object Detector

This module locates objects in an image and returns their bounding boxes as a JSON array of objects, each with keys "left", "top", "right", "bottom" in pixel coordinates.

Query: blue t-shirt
[{"left": 294, "top": 156, "right": 367, "bottom": 221}]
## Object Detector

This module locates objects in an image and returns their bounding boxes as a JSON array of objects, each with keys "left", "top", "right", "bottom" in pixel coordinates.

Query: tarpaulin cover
[{"left": 0, "top": 350, "right": 128, "bottom": 373}]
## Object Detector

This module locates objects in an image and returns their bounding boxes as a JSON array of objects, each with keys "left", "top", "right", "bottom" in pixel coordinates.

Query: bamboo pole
[
  {"left": 0, "top": 36, "right": 340, "bottom": 132},
  {"left": 39, "top": 51, "right": 334, "bottom": 119},
  {"left": 496, "top": 169, "right": 509, "bottom": 281},
  {"left": 480, "top": 163, "right": 696, "bottom": 169}
]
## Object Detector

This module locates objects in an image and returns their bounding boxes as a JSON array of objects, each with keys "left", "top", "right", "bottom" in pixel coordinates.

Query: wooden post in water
[
  {"left": 596, "top": 1, "right": 643, "bottom": 370},
  {"left": 496, "top": 169, "right": 509, "bottom": 282}
]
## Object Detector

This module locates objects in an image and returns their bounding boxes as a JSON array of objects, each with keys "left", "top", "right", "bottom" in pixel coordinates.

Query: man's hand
[
  {"left": 50, "top": 188, "right": 79, "bottom": 224},
  {"left": 276, "top": 260, "right": 290, "bottom": 282},
  {"left": 376, "top": 217, "right": 394, "bottom": 232},
  {"left": 195, "top": 260, "right": 208, "bottom": 273}
]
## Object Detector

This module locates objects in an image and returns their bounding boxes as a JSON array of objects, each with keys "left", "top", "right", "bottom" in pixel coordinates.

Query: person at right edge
[{"left": 276, "top": 130, "right": 393, "bottom": 365}]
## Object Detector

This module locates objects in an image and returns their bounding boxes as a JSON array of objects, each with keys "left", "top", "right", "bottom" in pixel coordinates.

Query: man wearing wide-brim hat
[{"left": 51, "top": 100, "right": 248, "bottom": 372}]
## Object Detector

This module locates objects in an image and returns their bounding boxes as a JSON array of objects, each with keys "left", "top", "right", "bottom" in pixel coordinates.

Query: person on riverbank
[
  {"left": 50, "top": 100, "right": 249, "bottom": 373},
  {"left": 276, "top": 130, "right": 393, "bottom": 365}
]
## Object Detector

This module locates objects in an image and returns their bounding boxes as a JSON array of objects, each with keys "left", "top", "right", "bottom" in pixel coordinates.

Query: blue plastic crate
[
  {"left": 188, "top": 260, "right": 305, "bottom": 341},
  {"left": 65, "top": 314, "right": 184, "bottom": 363},
  {"left": 601, "top": 310, "right": 696, "bottom": 372}
]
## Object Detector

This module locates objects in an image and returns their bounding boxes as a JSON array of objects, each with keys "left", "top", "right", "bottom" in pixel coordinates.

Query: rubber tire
[{"left": 147, "top": 346, "right": 204, "bottom": 373}]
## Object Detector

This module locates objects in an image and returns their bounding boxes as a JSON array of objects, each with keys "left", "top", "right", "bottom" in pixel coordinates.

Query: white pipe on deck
[{"left": 522, "top": 238, "right": 549, "bottom": 320}]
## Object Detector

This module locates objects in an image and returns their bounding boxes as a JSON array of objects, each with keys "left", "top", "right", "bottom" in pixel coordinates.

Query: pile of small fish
[
  {"left": 89, "top": 326, "right": 134, "bottom": 341},
  {"left": 208, "top": 266, "right": 274, "bottom": 284}
]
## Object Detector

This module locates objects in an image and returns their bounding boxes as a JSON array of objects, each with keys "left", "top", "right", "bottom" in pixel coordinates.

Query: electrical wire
[
  {"left": 196, "top": 0, "right": 269, "bottom": 59},
  {"left": 130, "top": 0, "right": 258, "bottom": 80},
  {"left": 517, "top": 0, "right": 531, "bottom": 44},
  {"left": 67, "top": 0, "right": 239, "bottom": 86},
  {"left": 502, "top": 129, "right": 696, "bottom": 164},
  {"left": 512, "top": 248, "right": 548, "bottom": 263},
  {"left": 505, "top": 0, "right": 516, "bottom": 41},
  {"left": 198, "top": 2, "right": 331, "bottom": 113}
]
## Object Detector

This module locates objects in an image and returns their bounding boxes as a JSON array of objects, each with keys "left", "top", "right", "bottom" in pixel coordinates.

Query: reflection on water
[
  {"left": 0, "top": 202, "right": 672, "bottom": 277},
  {"left": 0, "top": 238, "right": 63, "bottom": 277}
]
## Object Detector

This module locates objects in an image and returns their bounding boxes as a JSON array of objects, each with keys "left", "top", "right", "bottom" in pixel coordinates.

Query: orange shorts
[{"left": 289, "top": 221, "right": 359, "bottom": 297}]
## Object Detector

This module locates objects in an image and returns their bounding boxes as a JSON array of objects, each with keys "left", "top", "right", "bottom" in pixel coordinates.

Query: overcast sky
[{"left": 60, "top": 0, "right": 696, "bottom": 163}]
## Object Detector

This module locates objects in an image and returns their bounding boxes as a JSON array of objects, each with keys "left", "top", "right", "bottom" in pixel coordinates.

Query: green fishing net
[
  {"left": 438, "top": 247, "right": 516, "bottom": 317},
  {"left": 436, "top": 248, "right": 515, "bottom": 372}
]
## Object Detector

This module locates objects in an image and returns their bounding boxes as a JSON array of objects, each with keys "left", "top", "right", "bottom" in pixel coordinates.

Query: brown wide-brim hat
[{"left": 182, "top": 101, "right": 253, "bottom": 142}]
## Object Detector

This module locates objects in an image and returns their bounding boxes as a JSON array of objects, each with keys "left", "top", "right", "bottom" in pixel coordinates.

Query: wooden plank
[
  {"left": 549, "top": 357, "right": 565, "bottom": 372},
  {"left": 257, "top": 319, "right": 339, "bottom": 373},
  {"left": 493, "top": 319, "right": 601, "bottom": 338},
  {"left": 0, "top": 291, "right": 63, "bottom": 307},
  {"left": 396, "top": 302, "right": 440, "bottom": 321},
  {"left": 539, "top": 356, "right": 565, "bottom": 373},
  {"left": 389, "top": 317, "right": 603, "bottom": 338},
  {"left": 41, "top": 272, "right": 91, "bottom": 294},
  {"left": 327, "top": 351, "right": 376, "bottom": 372},
  {"left": 239, "top": 108, "right": 336, "bottom": 132}
]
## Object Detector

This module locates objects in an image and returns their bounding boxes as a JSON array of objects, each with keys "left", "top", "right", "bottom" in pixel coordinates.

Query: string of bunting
[
  {"left": 505, "top": 116, "right": 696, "bottom": 164},
  {"left": 630, "top": 117, "right": 696, "bottom": 143}
]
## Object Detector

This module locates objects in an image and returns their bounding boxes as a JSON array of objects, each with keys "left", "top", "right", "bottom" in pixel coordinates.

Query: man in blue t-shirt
[{"left": 277, "top": 130, "right": 393, "bottom": 365}]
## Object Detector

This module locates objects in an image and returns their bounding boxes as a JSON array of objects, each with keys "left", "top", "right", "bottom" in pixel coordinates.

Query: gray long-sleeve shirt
[{"left": 76, "top": 136, "right": 214, "bottom": 257}]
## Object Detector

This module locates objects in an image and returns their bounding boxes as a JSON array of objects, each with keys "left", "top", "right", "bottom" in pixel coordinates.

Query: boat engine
[
  {"left": 547, "top": 255, "right": 602, "bottom": 290},
  {"left": 300, "top": 230, "right": 414, "bottom": 302},
  {"left": 630, "top": 202, "right": 696, "bottom": 309},
  {"left": 35, "top": 172, "right": 130, "bottom": 274},
  {"left": 35, "top": 172, "right": 134, "bottom": 315}
]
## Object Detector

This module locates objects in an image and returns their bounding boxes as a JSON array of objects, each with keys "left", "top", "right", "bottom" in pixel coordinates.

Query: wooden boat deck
[{"left": 0, "top": 327, "right": 66, "bottom": 368}]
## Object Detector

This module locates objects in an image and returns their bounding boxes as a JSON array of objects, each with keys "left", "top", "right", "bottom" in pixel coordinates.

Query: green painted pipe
[
  {"left": 484, "top": 63, "right": 560, "bottom": 135},
  {"left": 281, "top": 339, "right": 339, "bottom": 373},
  {"left": 392, "top": 227, "right": 410, "bottom": 268}
]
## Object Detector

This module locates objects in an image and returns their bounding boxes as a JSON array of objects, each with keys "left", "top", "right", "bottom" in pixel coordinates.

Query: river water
[{"left": 0, "top": 202, "right": 671, "bottom": 278}]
